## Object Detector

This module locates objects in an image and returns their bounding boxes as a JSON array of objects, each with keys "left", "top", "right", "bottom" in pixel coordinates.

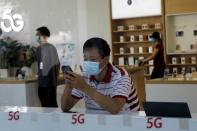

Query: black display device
[
  {"left": 61, "top": 65, "right": 75, "bottom": 78},
  {"left": 143, "top": 101, "right": 192, "bottom": 118},
  {"left": 61, "top": 65, "right": 73, "bottom": 74}
]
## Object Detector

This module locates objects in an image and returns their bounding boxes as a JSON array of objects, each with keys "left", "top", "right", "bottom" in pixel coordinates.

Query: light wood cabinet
[
  {"left": 110, "top": 0, "right": 164, "bottom": 79},
  {"left": 165, "top": 1, "right": 197, "bottom": 74},
  {"left": 110, "top": 0, "right": 197, "bottom": 78},
  {"left": 165, "top": 0, "right": 197, "bottom": 14}
]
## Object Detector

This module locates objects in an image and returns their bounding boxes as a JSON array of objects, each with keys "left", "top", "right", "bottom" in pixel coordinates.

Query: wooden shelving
[
  {"left": 113, "top": 41, "right": 151, "bottom": 44},
  {"left": 165, "top": 10, "right": 197, "bottom": 74},
  {"left": 111, "top": 14, "right": 164, "bottom": 79},
  {"left": 116, "top": 64, "right": 153, "bottom": 68},
  {"left": 114, "top": 53, "right": 151, "bottom": 56},
  {"left": 166, "top": 55, "right": 197, "bottom": 74},
  {"left": 168, "top": 64, "right": 197, "bottom": 66},
  {"left": 113, "top": 28, "right": 162, "bottom": 33},
  {"left": 110, "top": 0, "right": 197, "bottom": 79},
  {"left": 167, "top": 52, "right": 197, "bottom": 55}
]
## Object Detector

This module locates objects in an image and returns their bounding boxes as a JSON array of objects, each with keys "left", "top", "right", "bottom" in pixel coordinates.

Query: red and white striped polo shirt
[{"left": 72, "top": 63, "right": 140, "bottom": 114}]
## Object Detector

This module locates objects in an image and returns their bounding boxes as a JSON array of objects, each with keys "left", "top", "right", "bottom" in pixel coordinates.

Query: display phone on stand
[{"left": 163, "top": 68, "right": 169, "bottom": 79}]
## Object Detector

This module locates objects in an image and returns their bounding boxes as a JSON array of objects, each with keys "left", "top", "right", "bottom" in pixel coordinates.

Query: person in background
[
  {"left": 0, "top": 28, "right": 2, "bottom": 38},
  {"left": 35, "top": 26, "right": 60, "bottom": 107},
  {"left": 61, "top": 37, "right": 140, "bottom": 114},
  {"left": 140, "top": 32, "right": 166, "bottom": 79}
]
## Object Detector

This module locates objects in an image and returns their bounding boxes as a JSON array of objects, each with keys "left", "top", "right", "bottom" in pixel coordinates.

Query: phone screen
[{"left": 61, "top": 65, "right": 73, "bottom": 74}]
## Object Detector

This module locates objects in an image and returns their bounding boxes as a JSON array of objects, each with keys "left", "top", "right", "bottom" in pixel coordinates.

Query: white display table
[
  {"left": 0, "top": 106, "right": 196, "bottom": 131},
  {"left": 0, "top": 78, "right": 40, "bottom": 106},
  {"left": 146, "top": 77, "right": 197, "bottom": 113}
]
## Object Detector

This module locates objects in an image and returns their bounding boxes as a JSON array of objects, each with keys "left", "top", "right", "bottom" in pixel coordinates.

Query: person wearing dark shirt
[
  {"left": 141, "top": 32, "right": 166, "bottom": 79},
  {"left": 35, "top": 26, "right": 60, "bottom": 107}
]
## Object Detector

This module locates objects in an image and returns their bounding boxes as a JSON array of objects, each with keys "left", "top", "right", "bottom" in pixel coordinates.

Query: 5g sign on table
[
  {"left": 8, "top": 111, "right": 20, "bottom": 121},
  {"left": 72, "top": 113, "right": 85, "bottom": 124},
  {"left": 0, "top": 9, "right": 24, "bottom": 32},
  {"left": 147, "top": 117, "right": 163, "bottom": 129}
]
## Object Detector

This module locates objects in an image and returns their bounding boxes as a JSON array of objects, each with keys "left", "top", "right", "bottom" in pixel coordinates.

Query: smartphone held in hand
[
  {"left": 61, "top": 65, "right": 75, "bottom": 77},
  {"left": 62, "top": 65, "right": 73, "bottom": 74}
]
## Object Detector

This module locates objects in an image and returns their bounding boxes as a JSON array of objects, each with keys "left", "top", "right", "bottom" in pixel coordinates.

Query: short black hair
[
  {"left": 36, "top": 26, "right": 50, "bottom": 37},
  {"left": 150, "top": 32, "right": 161, "bottom": 40},
  {"left": 83, "top": 37, "right": 111, "bottom": 58}
]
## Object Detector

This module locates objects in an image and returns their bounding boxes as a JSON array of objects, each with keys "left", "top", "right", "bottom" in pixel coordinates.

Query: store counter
[
  {"left": 0, "top": 106, "right": 196, "bottom": 131},
  {"left": 0, "top": 74, "right": 67, "bottom": 106},
  {"left": 146, "top": 77, "right": 197, "bottom": 113},
  {"left": 146, "top": 77, "right": 197, "bottom": 84},
  {"left": 0, "top": 77, "right": 37, "bottom": 84},
  {"left": 0, "top": 78, "right": 40, "bottom": 107}
]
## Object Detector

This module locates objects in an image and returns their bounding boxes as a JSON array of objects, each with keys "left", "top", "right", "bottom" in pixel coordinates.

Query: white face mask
[
  {"left": 34, "top": 36, "right": 40, "bottom": 44},
  {"left": 149, "top": 38, "right": 156, "bottom": 43},
  {"left": 82, "top": 61, "right": 101, "bottom": 76}
]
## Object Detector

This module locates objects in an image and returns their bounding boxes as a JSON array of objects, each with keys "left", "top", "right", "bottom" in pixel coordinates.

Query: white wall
[
  {"left": 0, "top": 0, "right": 111, "bottom": 64},
  {"left": 86, "top": 0, "right": 111, "bottom": 43},
  {"left": 0, "top": 0, "right": 78, "bottom": 44},
  {"left": 77, "top": 0, "right": 111, "bottom": 63}
]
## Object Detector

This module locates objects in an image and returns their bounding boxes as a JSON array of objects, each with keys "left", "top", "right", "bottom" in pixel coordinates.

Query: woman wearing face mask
[
  {"left": 61, "top": 37, "right": 140, "bottom": 114},
  {"left": 140, "top": 32, "right": 166, "bottom": 79}
]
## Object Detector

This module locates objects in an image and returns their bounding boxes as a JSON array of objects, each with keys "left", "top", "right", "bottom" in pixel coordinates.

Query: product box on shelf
[
  {"left": 142, "top": 24, "right": 154, "bottom": 30},
  {"left": 148, "top": 46, "right": 153, "bottom": 53},
  {"left": 0, "top": 69, "right": 8, "bottom": 78},
  {"left": 172, "top": 57, "right": 177, "bottom": 64},
  {"left": 128, "top": 57, "right": 134, "bottom": 66},
  {"left": 181, "top": 57, "right": 186, "bottom": 64},
  {"left": 128, "top": 25, "right": 138, "bottom": 30},
  {"left": 117, "top": 25, "right": 124, "bottom": 31},
  {"left": 139, "top": 35, "right": 148, "bottom": 42},
  {"left": 172, "top": 67, "right": 178, "bottom": 74},
  {"left": 130, "top": 35, "right": 139, "bottom": 42},
  {"left": 181, "top": 67, "right": 186, "bottom": 75},
  {"left": 130, "top": 47, "right": 135, "bottom": 54},
  {"left": 141, "top": 24, "right": 149, "bottom": 30},
  {"left": 191, "top": 57, "right": 196, "bottom": 64},
  {"left": 119, "top": 47, "right": 124, "bottom": 54},
  {"left": 139, "top": 47, "right": 143, "bottom": 54},
  {"left": 118, "top": 57, "right": 124, "bottom": 65},
  {"left": 139, "top": 35, "right": 143, "bottom": 42},
  {"left": 134, "top": 59, "right": 139, "bottom": 67},
  {"left": 155, "top": 23, "right": 162, "bottom": 29},
  {"left": 120, "top": 36, "right": 124, "bottom": 42}
]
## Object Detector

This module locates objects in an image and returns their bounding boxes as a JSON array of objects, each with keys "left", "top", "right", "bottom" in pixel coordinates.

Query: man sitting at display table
[{"left": 61, "top": 37, "right": 139, "bottom": 114}]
